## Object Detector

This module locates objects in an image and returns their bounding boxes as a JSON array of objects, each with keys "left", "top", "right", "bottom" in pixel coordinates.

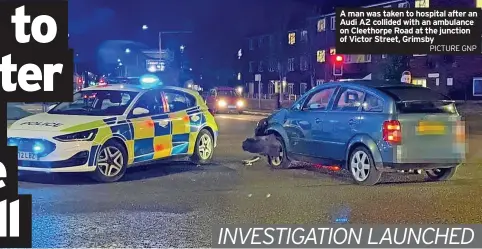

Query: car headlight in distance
[
  {"left": 218, "top": 100, "right": 227, "bottom": 107},
  {"left": 237, "top": 100, "right": 244, "bottom": 107},
  {"left": 53, "top": 129, "right": 98, "bottom": 142}
]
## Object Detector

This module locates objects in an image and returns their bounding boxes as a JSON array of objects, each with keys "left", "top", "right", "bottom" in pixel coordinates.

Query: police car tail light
[
  {"left": 383, "top": 120, "right": 401, "bottom": 144},
  {"left": 53, "top": 129, "right": 98, "bottom": 142}
]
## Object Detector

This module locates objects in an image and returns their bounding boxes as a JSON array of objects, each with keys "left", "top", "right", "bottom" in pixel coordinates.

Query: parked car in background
[
  {"left": 206, "top": 87, "right": 245, "bottom": 114},
  {"left": 261, "top": 80, "right": 465, "bottom": 185}
]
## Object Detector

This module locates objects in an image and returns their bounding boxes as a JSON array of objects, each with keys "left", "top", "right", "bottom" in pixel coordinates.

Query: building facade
[
  {"left": 243, "top": 0, "right": 482, "bottom": 100},
  {"left": 409, "top": 0, "right": 482, "bottom": 99}
]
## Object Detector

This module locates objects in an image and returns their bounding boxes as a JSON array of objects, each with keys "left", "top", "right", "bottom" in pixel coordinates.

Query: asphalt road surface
[{"left": 17, "top": 114, "right": 482, "bottom": 247}]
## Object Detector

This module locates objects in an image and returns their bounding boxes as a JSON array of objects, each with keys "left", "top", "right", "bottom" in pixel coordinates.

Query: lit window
[
  {"left": 317, "top": 50, "right": 325, "bottom": 62},
  {"left": 288, "top": 32, "right": 296, "bottom": 45},
  {"left": 329, "top": 48, "right": 336, "bottom": 55},
  {"left": 412, "top": 78, "right": 427, "bottom": 87},
  {"left": 317, "top": 19, "right": 325, "bottom": 32},
  {"left": 415, "top": 0, "right": 429, "bottom": 8},
  {"left": 477, "top": 0, "right": 482, "bottom": 7}
]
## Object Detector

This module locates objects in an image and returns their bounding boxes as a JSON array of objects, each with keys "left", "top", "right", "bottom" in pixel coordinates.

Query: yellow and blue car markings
[{"left": 59, "top": 105, "right": 215, "bottom": 168}]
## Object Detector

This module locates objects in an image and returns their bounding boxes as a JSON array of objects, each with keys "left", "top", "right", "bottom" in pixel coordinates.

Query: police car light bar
[{"left": 139, "top": 74, "right": 161, "bottom": 88}]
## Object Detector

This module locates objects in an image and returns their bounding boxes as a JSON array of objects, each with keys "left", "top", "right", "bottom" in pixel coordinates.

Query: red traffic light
[
  {"left": 77, "top": 78, "right": 82, "bottom": 83},
  {"left": 335, "top": 55, "right": 343, "bottom": 62}
]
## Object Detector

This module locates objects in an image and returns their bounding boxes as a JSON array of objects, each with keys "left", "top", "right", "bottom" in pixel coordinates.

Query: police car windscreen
[
  {"left": 376, "top": 86, "right": 456, "bottom": 114},
  {"left": 49, "top": 90, "right": 139, "bottom": 116}
]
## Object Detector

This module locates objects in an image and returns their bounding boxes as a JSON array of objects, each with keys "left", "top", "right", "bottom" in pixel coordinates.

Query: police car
[{"left": 7, "top": 83, "right": 219, "bottom": 182}]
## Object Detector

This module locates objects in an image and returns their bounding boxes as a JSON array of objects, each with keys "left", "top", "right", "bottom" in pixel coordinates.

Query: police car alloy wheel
[
  {"left": 191, "top": 129, "right": 214, "bottom": 164},
  {"left": 348, "top": 146, "right": 381, "bottom": 186},
  {"left": 92, "top": 140, "right": 127, "bottom": 183}
]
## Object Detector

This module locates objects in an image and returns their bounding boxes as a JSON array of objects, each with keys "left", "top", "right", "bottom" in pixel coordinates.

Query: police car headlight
[{"left": 53, "top": 129, "right": 98, "bottom": 142}]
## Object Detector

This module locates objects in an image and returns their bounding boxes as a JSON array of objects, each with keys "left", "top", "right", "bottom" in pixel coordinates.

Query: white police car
[{"left": 7, "top": 83, "right": 219, "bottom": 182}]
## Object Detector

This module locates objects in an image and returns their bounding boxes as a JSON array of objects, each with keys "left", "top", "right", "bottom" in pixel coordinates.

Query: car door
[
  {"left": 284, "top": 86, "right": 337, "bottom": 158},
  {"left": 127, "top": 89, "right": 161, "bottom": 163},
  {"left": 161, "top": 89, "right": 199, "bottom": 156},
  {"left": 323, "top": 87, "right": 365, "bottom": 161}
]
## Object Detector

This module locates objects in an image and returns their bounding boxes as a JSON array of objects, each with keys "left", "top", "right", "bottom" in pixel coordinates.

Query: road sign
[{"left": 255, "top": 74, "right": 261, "bottom": 82}]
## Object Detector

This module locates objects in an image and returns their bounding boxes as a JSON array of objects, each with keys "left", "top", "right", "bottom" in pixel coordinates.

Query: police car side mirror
[{"left": 132, "top": 107, "right": 149, "bottom": 116}]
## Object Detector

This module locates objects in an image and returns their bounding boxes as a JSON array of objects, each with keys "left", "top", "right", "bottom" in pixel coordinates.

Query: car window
[
  {"left": 291, "top": 95, "right": 308, "bottom": 110},
  {"left": 303, "top": 87, "right": 336, "bottom": 110},
  {"left": 163, "top": 90, "right": 196, "bottom": 113},
  {"left": 376, "top": 86, "right": 448, "bottom": 101},
  {"left": 376, "top": 86, "right": 456, "bottom": 114},
  {"left": 131, "top": 90, "right": 161, "bottom": 116},
  {"left": 49, "top": 90, "right": 138, "bottom": 116},
  {"left": 332, "top": 88, "right": 364, "bottom": 112},
  {"left": 363, "top": 93, "right": 384, "bottom": 112}
]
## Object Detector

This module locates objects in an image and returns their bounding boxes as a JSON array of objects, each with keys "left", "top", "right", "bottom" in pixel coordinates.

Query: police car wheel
[
  {"left": 92, "top": 140, "right": 127, "bottom": 183},
  {"left": 348, "top": 146, "right": 382, "bottom": 186},
  {"left": 267, "top": 136, "right": 291, "bottom": 169},
  {"left": 191, "top": 129, "right": 214, "bottom": 164}
]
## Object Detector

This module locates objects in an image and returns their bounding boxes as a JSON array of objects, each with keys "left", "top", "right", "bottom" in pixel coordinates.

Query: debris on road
[{"left": 242, "top": 156, "right": 261, "bottom": 166}]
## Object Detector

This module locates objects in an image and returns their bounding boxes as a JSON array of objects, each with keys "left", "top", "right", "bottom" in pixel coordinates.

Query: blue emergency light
[{"left": 139, "top": 74, "right": 161, "bottom": 88}]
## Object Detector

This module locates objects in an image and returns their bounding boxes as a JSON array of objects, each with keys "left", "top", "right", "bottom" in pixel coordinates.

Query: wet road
[{"left": 17, "top": 114, "right": 482, "bottom": 247}]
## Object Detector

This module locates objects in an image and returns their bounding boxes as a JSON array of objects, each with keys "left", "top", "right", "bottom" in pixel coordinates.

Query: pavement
[{"left": 5, "top": 105, "right": 482, "bottom": 247}]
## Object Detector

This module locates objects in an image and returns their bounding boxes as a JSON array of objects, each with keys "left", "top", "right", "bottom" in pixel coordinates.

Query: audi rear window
[
  {"left": 376, "top": 86, "right": 449, "bottom": 101},
  {"left": 376, "top": 86, "right": 456, "bottom": 114}
]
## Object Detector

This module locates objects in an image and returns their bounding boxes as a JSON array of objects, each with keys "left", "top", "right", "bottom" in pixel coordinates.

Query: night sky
[
  {"left": 68, "top": 0, "right": 316, "bottom": 71},
  {"left": 68, "top": 0, "right": 379, "bottom": 73}
]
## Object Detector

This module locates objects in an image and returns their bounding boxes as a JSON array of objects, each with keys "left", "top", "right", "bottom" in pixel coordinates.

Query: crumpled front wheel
[{"left": 267, "top": 136, "right": 291, "bottom": 169}]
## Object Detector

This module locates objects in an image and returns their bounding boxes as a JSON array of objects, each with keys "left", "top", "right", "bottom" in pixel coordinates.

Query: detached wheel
[
  {"left": 267, "top": 136, "right": 291, "bottom": 169},
  {"left": 426, "top": 167, "right": 457, "bottom": 181},
  {"left": 92, "top": 140, "right": 127, "bottom": 183},
  {"left": 348, "top": 146, "right": 382, "bottom": 185},
  {"left": 191, "top": 129, "right": 214, "bottom": 164}
]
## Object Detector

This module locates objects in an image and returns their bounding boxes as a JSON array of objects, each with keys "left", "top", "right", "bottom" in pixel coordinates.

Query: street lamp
[
  {"left": 125, "top": 48, "right": 131, "bottom": 54},
  {"left": 117, "top": 58, "right": 121, "bottom": 62},
  {"left": 119, "top": 62, "right": 123, "bottom": 66},
  {"left": 180, "top": 45, "right": 185, "bottom": 52},
  {"left": 142, "top": 25, "right": 148, "bottom": 30}
]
